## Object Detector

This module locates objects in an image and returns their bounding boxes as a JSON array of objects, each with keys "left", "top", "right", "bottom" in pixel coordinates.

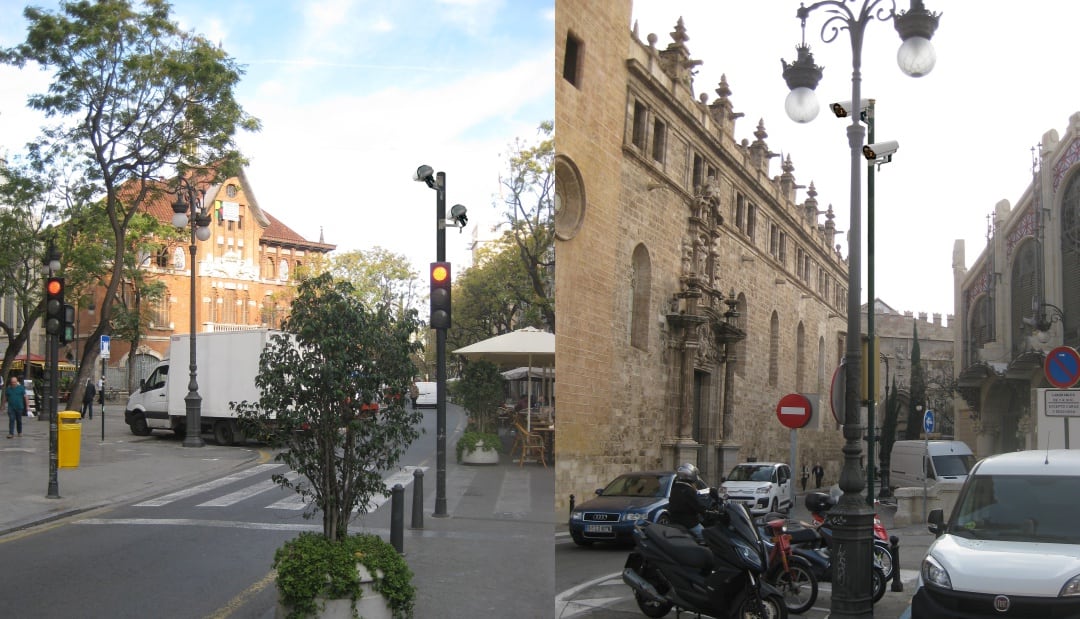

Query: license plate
[{"left": 586, "top": 524, "right": 613, "bottom": 533}]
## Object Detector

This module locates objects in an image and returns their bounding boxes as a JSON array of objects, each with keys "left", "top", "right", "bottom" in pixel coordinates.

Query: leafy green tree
[
  {"left": 331, "top": 247, "right": 421, "bottom": 317},
  {"left": 447, "top": 236, "right": 544, "bottom": 354},
  {"left": 1, "top": 0, "right": 257, "bottom": 402},
  {"left": 234, "top": 273, "right": 422, "bottom": 541},
  {"left": 496, "top": 121, "right": 554, "bottom": 330},
  {"left": 906, "top": 321, "right": 928, "bottom": 439},
  {"left": 452, "top": 359, "right": 505, "bottom": 434}
]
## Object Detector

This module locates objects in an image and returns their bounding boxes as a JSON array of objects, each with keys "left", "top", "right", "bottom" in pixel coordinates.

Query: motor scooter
[
  {"left": 622, "top": 490, "right": 787, "bottom": 618},
  {"left": 756, "top": 514, "right": 818, "bottom": 615},
  {"left": 805, "top": 491, "right": 895, "bottom": 579}
]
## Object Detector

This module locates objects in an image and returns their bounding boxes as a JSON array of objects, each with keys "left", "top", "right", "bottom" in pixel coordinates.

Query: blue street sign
[
  {"left": 923, "top": 409, "right": 935, "bottom": 434},
  {"left": 100, "top": 334, "right": 111, "bottom": 358}
]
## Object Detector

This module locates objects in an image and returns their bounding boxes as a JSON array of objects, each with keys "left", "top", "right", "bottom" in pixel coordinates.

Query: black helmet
[{"left": 675, "top": 462, "right": 699, "bottom": 482}]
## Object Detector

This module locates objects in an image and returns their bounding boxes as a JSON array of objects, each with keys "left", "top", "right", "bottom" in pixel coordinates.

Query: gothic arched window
[{"left": 630, "top": 244, "right": 651, "bottom": 350}]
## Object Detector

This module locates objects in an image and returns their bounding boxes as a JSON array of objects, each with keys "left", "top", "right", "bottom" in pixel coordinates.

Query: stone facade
[
  {"left": 555, "top": 1, "right": 857, "bottom": 510},
  {"left": 954, "top": 112, "right": 1080, "bottom": 458}
]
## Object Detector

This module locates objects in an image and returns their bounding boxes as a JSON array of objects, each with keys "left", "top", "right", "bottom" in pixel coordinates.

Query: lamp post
[
  {"left": 172, "top": 178, "right": 212, "bottom": 448},
  {"left": 43, "top": 234, "right": 61, "bottom": 499},
  {"left": 781, "top": 2, "right": 939, "bottom": 616}
]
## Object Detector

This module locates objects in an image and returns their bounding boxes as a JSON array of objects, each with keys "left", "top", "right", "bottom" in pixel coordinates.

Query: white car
[
  {"left": 413, "top": 382, "right": 436, "bottom": 408},
  {"left": 720, "top": 462, "right": 793, "bottom": 515}
]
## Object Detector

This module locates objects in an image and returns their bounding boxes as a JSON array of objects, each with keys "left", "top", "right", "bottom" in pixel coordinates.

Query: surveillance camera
[
  {"left": 450, "top": 204, "right": 468, "bottom": 228},
  {"left": 413, "top": 165, "right": 436, "bottom": 189},
  {"left": 862, "top": 140, "right": 899, "bottom": 163},
  {"left": 830, "top": 99, "right": 871, "bottom": 119}
]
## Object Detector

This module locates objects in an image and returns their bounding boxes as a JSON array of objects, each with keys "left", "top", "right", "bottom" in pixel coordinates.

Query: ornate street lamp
[
  {"left": 172, "top": 178, "right": 212, "bottom": 448},
  {"left": 781, "top": 2, "right": 940, "bottom": 617}
]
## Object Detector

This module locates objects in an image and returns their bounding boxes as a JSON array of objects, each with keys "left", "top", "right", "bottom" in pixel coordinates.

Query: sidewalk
[{"left": 0, "top": 404, "right": 260, "bottom": 535}]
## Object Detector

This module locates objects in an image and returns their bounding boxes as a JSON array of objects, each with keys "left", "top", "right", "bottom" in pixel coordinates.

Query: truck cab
[{"left": 124, "top": 360, "right": 170, "bottom": 436}]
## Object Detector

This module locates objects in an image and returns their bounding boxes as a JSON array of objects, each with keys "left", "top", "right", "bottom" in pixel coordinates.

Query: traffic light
[
  {"left": 429, "top": 262, "right": 451, "bottom": 330},
  {"left": 61, "top": 304, "right": 75, "bottom": 344},
  {"left": 45, "top": 277, "right": 64, "bottom": 337}
]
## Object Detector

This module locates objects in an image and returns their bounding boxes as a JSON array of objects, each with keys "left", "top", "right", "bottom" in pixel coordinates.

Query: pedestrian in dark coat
[
  {"left": 82, "top": 379, "right": 96, "bottom": 420},
  {"left": 812, "top": 463, "right": 824, "bottom": 489}
]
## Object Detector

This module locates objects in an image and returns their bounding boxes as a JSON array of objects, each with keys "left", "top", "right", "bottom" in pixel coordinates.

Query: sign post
[
  {"left": 922, "top": 408, "right": 935, "bottom": 522},
  {"left": 100, "top": 335, "right": 110, "bottom": 441}
]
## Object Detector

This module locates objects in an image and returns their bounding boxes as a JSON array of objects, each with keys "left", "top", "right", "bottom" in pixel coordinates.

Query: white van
[
  {"left": 889, "top": 440, "right": 975, "bottom": 490},
  {"left": 414, "top": 381, "right": 436, "bottom": 408},
  {"left": 913, "top": 450, "right": 1080, "bottom": 617}
]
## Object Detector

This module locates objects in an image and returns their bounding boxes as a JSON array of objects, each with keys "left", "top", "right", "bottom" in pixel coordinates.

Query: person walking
[
  {"left": 800, "top": 465, "right": 810, "bottom": 492},
  {"left": 812, "top": 463, "right": 824, "bottom": 489},
  {"left": 3, "top": 375, "right": 29, "bottom": 438},
  {"left": 82, "top": 379, "right": 96, "bottom": 420}
]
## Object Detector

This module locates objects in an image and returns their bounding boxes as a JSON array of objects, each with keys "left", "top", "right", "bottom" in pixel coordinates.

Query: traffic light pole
[{"left": 434, "top": 171, "right": 448, "bottom": 518}]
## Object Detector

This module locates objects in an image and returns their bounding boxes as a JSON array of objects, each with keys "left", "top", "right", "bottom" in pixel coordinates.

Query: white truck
[{"left": 124, "top": 330, "right": 279, "bottom": 445}]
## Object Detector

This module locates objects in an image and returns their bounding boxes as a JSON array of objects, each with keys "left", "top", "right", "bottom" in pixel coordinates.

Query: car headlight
[
  {"left": 921, "top": 554, "right": 952, "bottom": 590},
  {"left": 755, "top": 486, "right": 771, "bottom": 495},
  {"left": 570, "top": 511, "right": 583, "bottom": 521},
  {"left": 1061, "top": 574, "right": 1080, "bottom": 597},
  {"left": 625, "top": 513, "right": 648, "bottom": 522}
]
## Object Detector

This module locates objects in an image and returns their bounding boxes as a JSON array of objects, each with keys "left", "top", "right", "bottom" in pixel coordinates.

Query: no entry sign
[
  {"left": 777, "top": 393, "right": 812, "bottom": 429},
  {"left": 1045, "top": 346, "right": 1080, "bottom": 389}
]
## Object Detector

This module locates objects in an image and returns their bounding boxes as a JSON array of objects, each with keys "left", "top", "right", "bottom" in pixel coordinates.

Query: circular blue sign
[
  {"left": 1045, "top": 346, "right": 1080, "bottom": 389},
  {"left": 923, "top": 409, "right": 935, "bottom": 434}
]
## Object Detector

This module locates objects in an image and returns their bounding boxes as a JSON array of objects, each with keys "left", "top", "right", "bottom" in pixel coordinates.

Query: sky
[
  {"left": 630, "top": 1, "right": 1080, "bottom": 320},
  {"left": 0, "top": 0, "right": 554, "bottom": 279}
]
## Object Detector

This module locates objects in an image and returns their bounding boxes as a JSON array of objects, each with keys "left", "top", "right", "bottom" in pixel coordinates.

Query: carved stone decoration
[{"left": 681, "top": 239, "right": 693, "bottom": 277}]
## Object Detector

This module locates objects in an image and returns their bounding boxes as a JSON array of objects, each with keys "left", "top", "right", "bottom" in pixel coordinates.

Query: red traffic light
[{"left": 47, "top": 278, "right": 63, "bottom": 296}]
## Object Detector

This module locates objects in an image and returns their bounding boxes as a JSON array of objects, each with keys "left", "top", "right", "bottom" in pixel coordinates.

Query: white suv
[{"left": 720, "top": 462, "right": 793, "bottom": 515}]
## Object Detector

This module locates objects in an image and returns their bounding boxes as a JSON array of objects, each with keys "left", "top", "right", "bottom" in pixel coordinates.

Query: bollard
[
  {"left": 890, "top": 535, "right": 903, "bottom": 592},
  {"left": 569, "top": 494, "right": 575, "bottom": 515},
  {"left": 391, "top": 483, "right": 404, "bottom": 554},
  {"left": 411, "top": 468, "right": 424, "bottom": 529}
]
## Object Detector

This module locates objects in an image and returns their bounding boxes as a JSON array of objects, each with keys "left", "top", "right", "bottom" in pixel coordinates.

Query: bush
[
  {"left": 451, "top": 359, "right": 505, "bottom": 434},
  {"left": 273, "top": 532, "right": 415, "bottom": 619}
]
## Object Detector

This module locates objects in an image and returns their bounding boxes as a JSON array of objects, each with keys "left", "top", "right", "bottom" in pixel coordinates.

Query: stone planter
[
  {"left": 461, "top": 439, "right": 500, "bottom": 465},
  {"left": 275, "top": 564, "right": 392, "bottom": 619}
]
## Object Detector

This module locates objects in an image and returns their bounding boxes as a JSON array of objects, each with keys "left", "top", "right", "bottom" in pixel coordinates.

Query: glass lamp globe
[
  {"left": 172, "top": 211, "right": 189, "bottom": 228},
  {"left": 195, "top": 225, "right": 212, "bottom": 241},
  {"left": 785, "top": 87, "right": 820, "bottom": 123},
  {"left": 897, "top": 37, "right": 936, "bottom": 77}
]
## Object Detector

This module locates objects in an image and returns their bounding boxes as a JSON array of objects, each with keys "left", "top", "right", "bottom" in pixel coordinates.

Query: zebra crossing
[{"left": 132, "top": 463, "right": 428, "bottom": 514}]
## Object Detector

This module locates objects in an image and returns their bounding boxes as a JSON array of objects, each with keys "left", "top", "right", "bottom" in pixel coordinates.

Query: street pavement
[
  {"left": 0, "top": 402, "right": 557, "bottom": 618},
  {"left": 555, "top": 487, "right": 935, "bottom": 619}
]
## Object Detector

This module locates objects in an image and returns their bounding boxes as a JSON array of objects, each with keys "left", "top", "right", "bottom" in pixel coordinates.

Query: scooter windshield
[{"left": 725, "top": 501, "right": 762, "bottom": 547}]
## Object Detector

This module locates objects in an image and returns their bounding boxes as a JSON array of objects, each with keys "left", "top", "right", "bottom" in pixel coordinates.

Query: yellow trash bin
[{"left": 58, "top": 410, "right": 82, "bottom": 468}]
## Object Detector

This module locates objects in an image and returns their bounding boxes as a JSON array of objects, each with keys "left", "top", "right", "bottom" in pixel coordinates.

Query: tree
[
  {"left": 2, "top": 0, "right": 258, "bottom": 405},
  {"left": 234, "top": 272, "right": 423, "bottom": 541},
  {"left": 447, "top": 236, "right": 545, "bottom": 354},
  {"left": 452, "top": 359, "right": 505, "bottom": 435},
  {"left": 331, "top": 247, "right": 421, "bottom": 317},
  {"left": 906, "top": 321, "right": 928, "bottom": 439},
  {"left": 497, "top": 121, "right": 554, "bottom": 330}
]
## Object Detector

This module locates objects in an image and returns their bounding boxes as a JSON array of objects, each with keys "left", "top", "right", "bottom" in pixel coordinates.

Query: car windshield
[
  {"left": 601, "top": 474, "right": 672, "bottom": 498},
  {"left": 933, "top": 454, "right": 976, "bottom": 477},
  {"left": 727, "top": 465, "right": 775, "bottom": 483},
  {"left": 949, "top": 475, "right": 1080, "bottom": 544}
]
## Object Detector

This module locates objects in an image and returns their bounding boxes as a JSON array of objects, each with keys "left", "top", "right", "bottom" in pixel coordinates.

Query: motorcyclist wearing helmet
[{"left": 668, "top": 462, "right": 709, "bottom": 542}]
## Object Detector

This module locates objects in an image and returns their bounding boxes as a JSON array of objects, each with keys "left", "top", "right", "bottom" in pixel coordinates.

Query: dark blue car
[{"left": 568, "top": 470, "right": 708, "bottom": 546}]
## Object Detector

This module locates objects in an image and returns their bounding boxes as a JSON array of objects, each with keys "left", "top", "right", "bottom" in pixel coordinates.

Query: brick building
[
  {"left": 555, "top": 1, "right": 856, "bottom": 509},
  {"left": 64, "top": 168, "right": 334, "bottom": 383}
]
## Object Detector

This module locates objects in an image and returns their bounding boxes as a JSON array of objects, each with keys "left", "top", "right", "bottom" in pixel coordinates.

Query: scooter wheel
[
  {"left": 873, "top": 543, "right": 894, "bottom": 580},
  {"left": 872, "top": 565, "right": 887, "bottom": 604},
  {"left": 767, "top": 556, "right": 817, "bottom": 615},
  {"left": 738, "top": 593, "right": 787, "bottom": 619},
  {"left": 633, "top": 590, "right": 673, "bottom": 618}
]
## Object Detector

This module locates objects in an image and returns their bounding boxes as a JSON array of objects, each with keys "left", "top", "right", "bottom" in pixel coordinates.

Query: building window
[
  {"left": 651, "top": 118, "right": 667, "bottom": 163},
  {"left": 631, "top": 100, "right": 647, "bottom": 150},
  {"left": 735, "top": 193, "right": 746, "bottom": 232},
  {"left": 746, "top": 202, "right": 756, "bottom": 241},
  {"left": 149, "top": 292, "right": 170, "bottom": 328},
  {"left": 769, "top": 311, "right": 780, "bottom": 387},
  {"left": 796, "top": 322, "right": 806, "bottom": 392},
  {"left": 173, "top": 247, "right": 186, "bottom": 271},
  {"left": 692, "top": 154, "right": 704, "bottom": 190},
  {"left": 563, "top": 31, "right": 582, "bottom": 87},
  {"left": 155, "top": 247, "right": 168, "bottom": 268},
  {"left": 226, "top": 184, "right": 237, "bottom": 197},
  {"left": 264, "top": 256, "right": 275, "bottom": 280},
  {"left": 736, "top": 293, "right": 748, "bottom": 379},
  {"left": 779, "top": 232, "right": 787, "bottom": 265},
  {"left": 279, "top": 259, "right": 289, "bottom": 281},
  {"left": 769, "top": 223, "right": 780, "bottom": 259},
  {"left": 630, "top": 244, "right": 651, "bottom": 350}
]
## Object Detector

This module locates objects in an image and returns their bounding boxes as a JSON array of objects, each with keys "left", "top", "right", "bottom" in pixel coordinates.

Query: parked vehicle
[
  {"left": 569, "top": 471, "right": 707, "bottom": 546},
  {"left": 789, "top": 498, "right": 888, "bottom": 605},
  {"left": 889, "top": 440, "right": 975, "bottom": 490},
  {"left": 124, "top": 330, "right": 282, "bottom": 445},
  {"left": 806, "top": 490, "right": 895, "bottom": 579},
  {"left": 622, "top": 491, "right": 787, "bottom": 618},
  {"left": 913, "top": 449, "right": 1080, "bottom": 618},
  {"left": 757, "top": 513, "right": 819, "bottom": 614},
  {"left": 413, "top": 381, "right": 436, "bottom": 408},
  {"left": 721, "top": 462, "right": 793, "bottom": 515}
]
